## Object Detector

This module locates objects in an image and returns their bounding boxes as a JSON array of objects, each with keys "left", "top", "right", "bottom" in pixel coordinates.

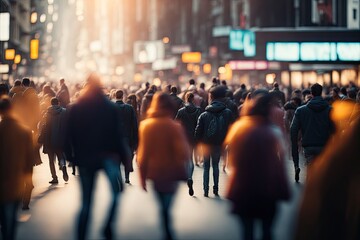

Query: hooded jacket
[
  {"left": 195, "top": 100, "right": 233, "bottom": 146},
  {"left": 290, "top": 96, "right": 335, "bottom": 160},
  {"left": 175, "top": 103, "right": 202, "bottom": 145}
]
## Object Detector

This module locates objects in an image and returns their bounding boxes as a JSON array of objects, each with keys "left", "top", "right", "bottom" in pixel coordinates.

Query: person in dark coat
[
  {"left": 195, "top": 86, "right": 233, "bottom": 197},
  {"left": 115, "top": 89, "right": 138, "bottom": 184},
  {"left": 295, "top": 110, "right": 360, "bottom": 240},
  {"left": 56, "top": 78, "right": 70, "bottom": 108},
  {"left": 38, "top": 97, "right": 69, "bottom": 184},
  {"left": 169, "top": 86, "right": 184, "bottom": 116},
  {"left": 175, "top": 92, "right": 202, "bottom": 196},
  {"left": 140, "top": 85, "right": 157, "bottom": 120},
  {"left": 0, "top": 97, "right": 33, "bottom": 240},
  {"left": 233, "top": 83, "right": 247, "bottom": 107},
  {"left": 269, "top": 82, "right": 286, "bottom": 106},
  {"left": 224, "top": 92, "right": 290, "bottom": 240},
  {"left": 66, "top": 73, "right": 130, "bottom": 240},
  {"left": 224, "top": 90, "right": 239, "bottom": 120},
  {"left": 291, "top": 83, "right": 335, "bottom": 183}
]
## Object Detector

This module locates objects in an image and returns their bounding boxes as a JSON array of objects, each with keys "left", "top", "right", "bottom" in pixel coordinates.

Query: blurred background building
[{"left": 1, "top": 0, "right": 359, "bottom": 89}]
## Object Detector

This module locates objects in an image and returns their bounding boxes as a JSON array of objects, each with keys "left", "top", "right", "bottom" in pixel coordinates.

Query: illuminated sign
[
  {"left": 0, "top": 64, "right": 9, "bottom": 73},
  {"left": 5, "top": 49, "right": 15, "bottom": 60},
  {"left": 30, "top": 39, "right": 39, "bottom": 59},
  {"left": 228, "top": 60, "right": 268, "bottom": 70},
  {"left": 267, "top": 42, "right": 300, "bottom": 61},
  {"left": 337, "top": 43, "right": 360, "bottom": 61},
  {"left": 266, "top": 42, "right": 360, "bottom": 62},
  {"left": 229, "top": 30, "right": 256, "bottom": 57},
  {"left": 181, "top": 52, "right": 201, "bottom": 63},
  {"left": 133, "top": 40, "right": 165, "bottom": 64},
  {"left": 300, "top": 42, "right": 336, "bottom": 61},
  {"left": 0, "top": 13, "right": 10, "bottom": 41}
]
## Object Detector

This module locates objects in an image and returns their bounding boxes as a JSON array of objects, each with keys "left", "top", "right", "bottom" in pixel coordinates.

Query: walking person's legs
[
  {"left": 102, "top": 159, "right": 122, "bottom": 239},
  {"left": 187, "top": 148, "right": 195, "bottom": 196},
  {"left": 48, "top": 151, "right": 58, "bottom": 183},
  {"left": 203, "top": 153, "right": 211, "bottom": 197},
  {"left": 211, "top": 146, "right": 222, "bottom": 196},
  {"left": 55, "top": 151, "right": 68, "bottom": 182},
  {"left": 155, "top": 191, "right": 175, "bottom": 240},
  {"left": 77, "top": 167, "right": 95, "bottom": 240}
]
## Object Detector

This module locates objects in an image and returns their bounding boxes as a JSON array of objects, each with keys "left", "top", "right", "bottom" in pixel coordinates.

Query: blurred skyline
[{"left": 0, "top": 0, "right": 359, "bottom": 89}]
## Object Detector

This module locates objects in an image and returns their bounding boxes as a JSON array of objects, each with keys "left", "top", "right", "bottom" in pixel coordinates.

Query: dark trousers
[
  {"left": 77, "top": 159, "right": 122, "bottom": 240},
  {"left": 47, "top": 150, "right": 66, "bottom": 180},
  {"left": 23, "top": 167, "right": 33, "bottom": 208},
  {"left": 203, "top": 145, "right": 222, "bottom": 192},
  {"left": 155, "top": 191, "right": 175, "bottom": 240},
  {"left": 0, "top": 201, "right": 19, "bottom": 240},
  {"left": 239, "top": 214, "right": 275, "bottom": 240}
]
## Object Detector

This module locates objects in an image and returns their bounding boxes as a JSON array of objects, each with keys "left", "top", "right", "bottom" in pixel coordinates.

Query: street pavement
[{"left": 15, "top": 152, "right": 308, "bottom": 240}]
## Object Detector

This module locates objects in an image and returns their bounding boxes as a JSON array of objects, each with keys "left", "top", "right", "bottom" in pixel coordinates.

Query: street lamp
[
  {"left": 162, "top": 37, "right": 170, "bottom": 44},
  {"left": 30, "top": 12, "right": 38, "bottom": 24}
]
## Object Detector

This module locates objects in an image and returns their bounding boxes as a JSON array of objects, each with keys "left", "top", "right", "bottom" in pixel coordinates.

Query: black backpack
[{"left": 206, "top": 113, "right": 227, "bottom": 145}]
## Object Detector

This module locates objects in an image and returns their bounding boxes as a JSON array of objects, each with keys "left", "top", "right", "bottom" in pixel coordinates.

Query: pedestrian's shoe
[
  {"left": 204, "top": 191, "right": 209, "bottom": 197},
  {"left": 213, "top": 187, "right": 219, "bottom": 197},
  {"left": 49, "top": 178, "right": 59, "bottom": 184},
  {"left": 62, "top": 166, "right": 69, "bottom": 182},
  {"left": 125, "top": 179, "right": 130, "bottom": 184},
  {"left": 187, "top": 179, "right": 194, "bottom": 196},
  {"left": 295, "top": 168, "right": 301, "bottom": 183}
]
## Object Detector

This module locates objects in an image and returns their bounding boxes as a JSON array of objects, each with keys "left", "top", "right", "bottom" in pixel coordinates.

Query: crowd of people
[{"left": 0, "top": 74, "right": 359, "bottom": 240}]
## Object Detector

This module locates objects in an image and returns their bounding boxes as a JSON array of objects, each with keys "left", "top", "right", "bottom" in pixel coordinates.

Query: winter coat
[
  {"left": 225, "top": 116, "right": 289, "bottom": 218},
  {"left": 66, "top": 90, "right": 130, "bottom": 170},
  {"left": 39, "top": 105, "right": 67, "bottom": 153},
  {"left": 224, "top": 98, "right": 239, "bottom": 120},
  {"left": 137, "top": 115, "right": 190, "bottom": 193},
  {"left": 0, "top": 117, "right": 34, "bottom": 203},
  {"left": 170, "top": 93, "right": 184, "bottom": 111},
  {"left": 195, "top": 101, "right": 233, "bottom": 146},
  {"left": 291, "top": 96, "right": 335, "bottom": 160},
  {"left": 283, "top": 101, "right": 297, "bottom": 132},
  {"left": 175, "top": 103, "right": 202, "bottom": 146},
  {"left": 115, "top": 100, "right": 138, "bottom": 151},
  {"left": 233, "top": 88, "right": 246, "bottom": 106},
  {"left": 21, "top": 87, "right": 41, "bottom": 132}
]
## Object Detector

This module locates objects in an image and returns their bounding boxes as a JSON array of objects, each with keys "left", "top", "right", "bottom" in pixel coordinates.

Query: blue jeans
[
  {"left": 203, "top": 145, "right": 222, "bottom": 192},
  {"left": 187, "top": 148, "right": 195, "bottom": 180},
  {"left": 77, "top": 158, "right": 122, "bottom": 240},
  {"left": 0, "top": 201, "right": 20, "bottom": 240},
  {"left": 155, "top": 191, "right": 175, "bottom": 240}
]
